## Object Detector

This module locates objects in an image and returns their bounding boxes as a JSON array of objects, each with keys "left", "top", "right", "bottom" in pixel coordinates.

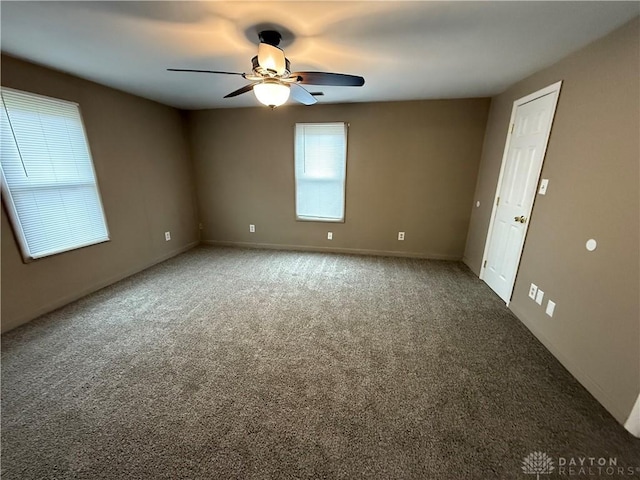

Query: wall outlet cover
[
  {"left": 249, "top": 224, "right": 255, "bottom": 233},
  {"left": 535, "top": 289, "right": 544, "bottom": 305},
  {"left": 528, "top": 283, "right": 538, "bottom": 299},
  {"left": 546, "top": 300, "right": 556, "bottom": 317},
  {"left": 327, "top": 232, "right": 333, "bottom": 240},
  {"left": 165, "top": 231, "right": 171, "bottom": 241},
  {"left": 398, "top": 232, "right": 405, "bottom": 241}
]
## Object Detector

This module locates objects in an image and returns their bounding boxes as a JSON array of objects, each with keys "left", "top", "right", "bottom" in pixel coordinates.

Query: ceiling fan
[{"left": 168, "top": 30, "right": 365, "bottom": 108}]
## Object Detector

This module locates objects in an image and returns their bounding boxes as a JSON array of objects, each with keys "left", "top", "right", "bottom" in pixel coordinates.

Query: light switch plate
[
  {"left": 535, "top": 289, "right": 544, "bottom": 305},
  {"left": 546, "top": 300, "right": 556, "bottom": 317},
  {"left": 538, "top": 179, "right": 549, "bottom": 195}
]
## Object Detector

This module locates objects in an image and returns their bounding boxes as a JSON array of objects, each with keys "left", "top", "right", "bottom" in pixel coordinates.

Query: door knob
[{"left": 514, "top": 216, "right": 527, "bottom": 224}]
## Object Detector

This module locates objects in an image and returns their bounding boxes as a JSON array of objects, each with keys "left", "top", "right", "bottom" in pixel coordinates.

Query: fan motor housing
[{"left": 251, "top": 56, "right": 291, "bottom": 77}]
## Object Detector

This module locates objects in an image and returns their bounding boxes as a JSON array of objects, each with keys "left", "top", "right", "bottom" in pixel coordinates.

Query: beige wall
[
  {"left": 1, "top": 55, "right": 200, "bottom": 332},
  {"left": 188, "top": 99, "right": 490, "bottom": 259},
  {"left": 464, "top": 18, "right": 640, "bottom": 424}
]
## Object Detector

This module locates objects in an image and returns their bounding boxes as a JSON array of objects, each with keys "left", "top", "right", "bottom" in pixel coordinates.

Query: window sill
[{"left": 296, "top": 216, "right": 345, "bottom": 223}]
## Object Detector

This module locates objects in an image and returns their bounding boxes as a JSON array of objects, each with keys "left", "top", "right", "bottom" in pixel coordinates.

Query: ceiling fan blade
[
  {"left": 290, "top": 72, "right": 365, "bottom": 87},
  {"left": 167, "top": 68, "right": 245, "bottom": 76},
  {"left": 223, "top": 83, "right": 257, "bottom": 98},
  {"left": 290, "top": 84, "right": 317, "bottom": 106}
]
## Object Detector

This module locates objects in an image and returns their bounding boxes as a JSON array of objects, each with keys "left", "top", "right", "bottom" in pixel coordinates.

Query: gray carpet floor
[{"left": 2, "top": 246, "right": 639, "bottom": 479}]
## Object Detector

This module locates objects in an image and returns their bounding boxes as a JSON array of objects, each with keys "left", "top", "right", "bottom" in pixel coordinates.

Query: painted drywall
[
  {"left": 1, "top": 55, "right": 200, "bottom": 332},
  {"left": 188, "top": 99, "right": 490, "bottom": 259},
  {"left": 463, "top": 17, "right": 640, "bottom": 427}
]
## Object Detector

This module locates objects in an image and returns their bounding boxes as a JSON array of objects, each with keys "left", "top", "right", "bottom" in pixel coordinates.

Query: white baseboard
[
  {"left": 201, "top": 240, "right": 462, "bottom": 261},
  {"left": 509, "top": 303, "right": 632, "bottom": 428},
  {"left": 2, "top": 241, "right": 199, "bottom": 333}
]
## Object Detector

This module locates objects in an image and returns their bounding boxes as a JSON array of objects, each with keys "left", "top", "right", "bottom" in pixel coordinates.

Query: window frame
[
  {"left": 293, "top": 122, "right": 348, "bottom": 223},
  {"left": 0, "top": 87, "right": 110, "bottom": 263}
]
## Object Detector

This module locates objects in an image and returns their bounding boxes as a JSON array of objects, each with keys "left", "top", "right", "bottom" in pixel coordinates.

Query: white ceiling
[{"left": 1, "top": 1, "right": 638, "bottom": 110}]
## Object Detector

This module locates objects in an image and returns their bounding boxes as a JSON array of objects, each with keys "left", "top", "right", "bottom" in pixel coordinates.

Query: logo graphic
[{"left": 522, "top": 451, "right": 555, "bottom": 479}]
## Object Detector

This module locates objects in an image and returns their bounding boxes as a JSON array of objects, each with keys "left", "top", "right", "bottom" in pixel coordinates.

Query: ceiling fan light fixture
[
  {"left": 168, "top": 28, "right": 364, "bottom": 107},
  {"left": 254, "top": 81, "right": 290, "bottom": 108}
]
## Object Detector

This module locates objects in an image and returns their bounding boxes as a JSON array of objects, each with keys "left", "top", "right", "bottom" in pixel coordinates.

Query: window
[
  {"left": 1, "top": 88, "right": 109, "bottom": 261},
  {"left": 294, "top": 122, "right": 347, "bottom": 222}
]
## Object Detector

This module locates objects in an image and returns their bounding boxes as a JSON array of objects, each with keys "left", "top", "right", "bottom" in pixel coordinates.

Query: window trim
[
  {"left": 0, "top": 87, "right": 110, "bottom": 263},
  {"left": 293, "top": 122, "right": 348, "bottom": 223}
]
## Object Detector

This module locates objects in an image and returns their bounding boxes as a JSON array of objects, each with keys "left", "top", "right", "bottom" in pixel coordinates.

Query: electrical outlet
[
  {"left": 528, "top": 283, "right": 538, "bottom": 299},
  {"left": 249, "top": 224, "right": 255, "bottom": 233},
  {"left": 327, "top": 232, "right": 333, "bottom": 240},
  {"left": 398, "top": 232, "right": 405, "bottom": 241},
  {"left": 165, "top": 231, "right": 171, "bottom": 241},
  {"left": 535, "top": 289, "right": 544, "bottom": 305},
  {"left": 198, "top": 223, "right": 203, "bottom": 230},
  {"left": 546, "top": 300, "right": 556, "bottom": 317}
]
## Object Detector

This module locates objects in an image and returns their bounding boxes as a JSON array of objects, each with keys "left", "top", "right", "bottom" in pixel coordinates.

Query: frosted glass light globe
[{"left": 254, "top": 82, "right": 290, "bottom": 108}]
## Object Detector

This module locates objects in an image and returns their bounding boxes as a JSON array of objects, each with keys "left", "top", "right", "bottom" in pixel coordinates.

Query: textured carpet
[{"left": 2, "top": 246, "right": 639, "bottom": 479}]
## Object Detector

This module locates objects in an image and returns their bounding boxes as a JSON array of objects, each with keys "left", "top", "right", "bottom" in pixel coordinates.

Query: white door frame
[{"left": 479, "top": 81, "right": 563, "bottom": 305}]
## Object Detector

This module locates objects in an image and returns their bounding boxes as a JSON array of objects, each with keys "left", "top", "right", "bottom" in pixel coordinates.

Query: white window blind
[
  {"left": 294, "top": 122, "right": 347, "bottom": 222},
  {"left": 0, "top": 88, "right": 109, "bottom": 260}
]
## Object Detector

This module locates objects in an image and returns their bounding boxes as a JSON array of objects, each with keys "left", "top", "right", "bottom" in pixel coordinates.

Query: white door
[{"left": 481, "top": 82, "right": 562, "bottom": 303}]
